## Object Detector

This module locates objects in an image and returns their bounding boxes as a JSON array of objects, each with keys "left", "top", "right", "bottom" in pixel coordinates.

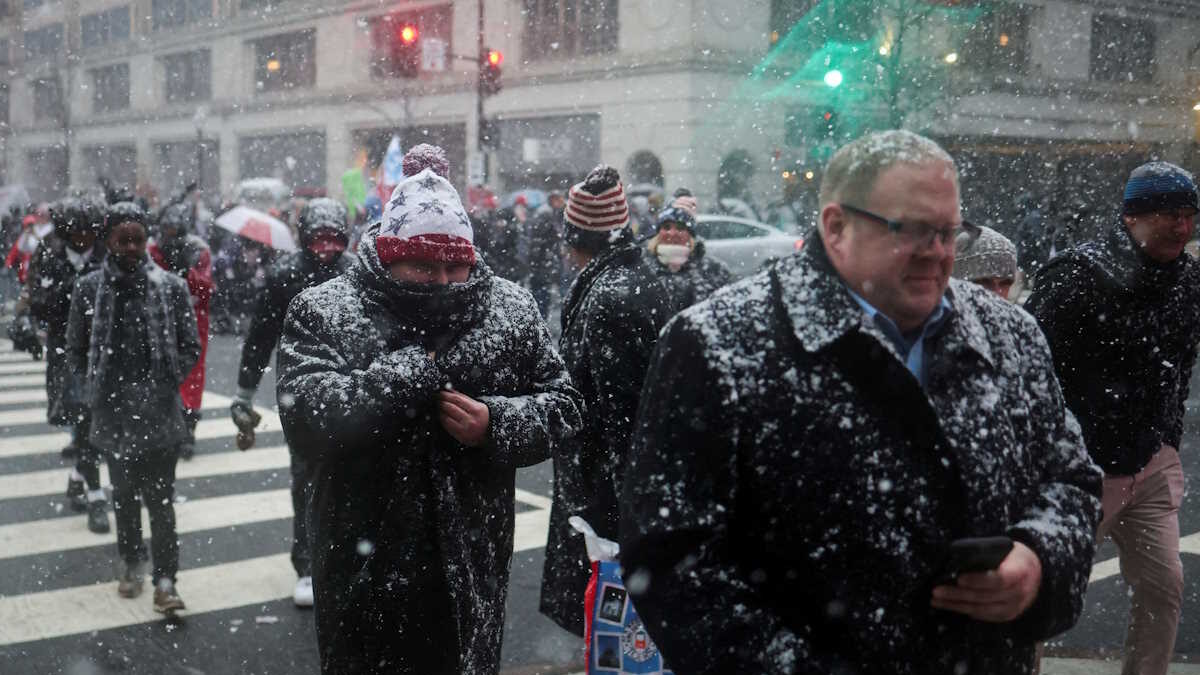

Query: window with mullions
[
  {"left": 82, "top": 6, "right": 132, "bottom": 50},
  {"left": 162, "top": 50, "right": 211, "bottom": 103},
  {"left": 32, "top": 77, "right": 63, "bottom": 122},
  {"left": 91, "top": 63, "right": 130, "bottom": 114},
  {"left": 253, "top": 29, "right": 316, "bottom": 92},
  {"left": 24, "top": 24, "right": 63, "bottom": 62},
  {"left": 152, "top": 0, "right": 213, "bottom": 32},
  {"left": 522, "top": 0, "right": 618, "bottom": 62},
  {"left": 1091, "top": 14, "right": 1156, "bottom": 83},
  {"left": 963, "top": 4, "right": 1031, "bottom": 76}
]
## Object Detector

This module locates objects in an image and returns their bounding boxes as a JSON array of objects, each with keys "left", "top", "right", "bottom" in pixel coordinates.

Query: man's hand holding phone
[{"left": 931, "top": 539, "right": 1042, "bottom": 622}]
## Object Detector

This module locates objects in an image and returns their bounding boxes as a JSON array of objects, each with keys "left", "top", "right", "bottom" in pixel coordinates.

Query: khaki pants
[{"left": 1097, "top": 446, "right": 1186, "bottom": 675}]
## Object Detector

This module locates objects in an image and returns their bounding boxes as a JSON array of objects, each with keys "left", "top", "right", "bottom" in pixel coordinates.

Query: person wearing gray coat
[{"left": 66, "top": 202, "right": 200, "bottom": 614}]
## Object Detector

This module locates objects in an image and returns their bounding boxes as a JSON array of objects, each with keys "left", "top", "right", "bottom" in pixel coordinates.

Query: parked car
[
  {"left": 695, "top": 214, "right": 803, "bottom": 278},
  {"left": 230, "top": 177, "right": 291, "bottom": 214}
]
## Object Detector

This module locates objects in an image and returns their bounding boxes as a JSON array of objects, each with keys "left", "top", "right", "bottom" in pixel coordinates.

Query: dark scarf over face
[
  {"left": 1083, "top": 222, "right": 1189, "bottom": 296},
  {"left": 353, "top": 222, "right": 493, "bottom": 349}
]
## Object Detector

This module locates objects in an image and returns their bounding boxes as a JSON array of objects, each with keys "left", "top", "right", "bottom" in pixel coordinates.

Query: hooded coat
[
  {"left": 539, "top": 236, "right": 672, "bottom": 636},
  {"left": 1025, "top": 222, "right": 1200, "bottom": 476},
  {"left": 619, "top": 242, "right": 1102, "bottom": 675},
  {"left": 276, "top": 227, "right": 583, "bottom": 675},
  {"left": 644, "top": 239, "right": 735, "bottom": 316},
  {"left": 66, "top": 255, "right": 201, "bottom": 454},
  {"left": 237, "top": 221, "right": 353, "bottom": 392},
  {"left": 149, "top": 232, "right": 212, "bottom": 410},
  {"left": 22, "top": 235, "right": 102, "bottom": 425}
]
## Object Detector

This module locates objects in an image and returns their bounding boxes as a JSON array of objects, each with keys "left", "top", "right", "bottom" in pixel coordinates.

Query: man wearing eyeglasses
[
  {"left": 1025, "top": 162, "right": 1200, "bottom": 675},
  {"left": 619, "top": 130, "right": 1101, "bottom": 674}
]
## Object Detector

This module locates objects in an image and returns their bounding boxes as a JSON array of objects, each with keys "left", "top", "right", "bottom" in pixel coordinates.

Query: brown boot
[
  {"left": 117, "top": 562, "right": 144, "bottom": 598},
  {"left": 153, "top": 579, "right": 186, "bottom": 614}
]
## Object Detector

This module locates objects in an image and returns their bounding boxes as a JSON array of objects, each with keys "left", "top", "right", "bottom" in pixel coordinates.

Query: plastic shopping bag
[{"left": 570, "top": 517, "right": 673, "bottom": 675}]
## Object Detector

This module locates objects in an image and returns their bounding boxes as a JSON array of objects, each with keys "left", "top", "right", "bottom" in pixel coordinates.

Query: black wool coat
[
  {"left": 539, "top": 237, "right": 671, "bottom": 636},
  {"left": 620, "top": 242, "right": 1102, "bottom": 675},
  {"left": 237, "top": 249, "right": 352, "bottom": 392},
  {"left": 1026, "top": 222, "right": 1200, "bottom": 476},
  {"left": 644, "top": 239, "right": 735, "bottom": 316},
  {"left": 276, "top": 232, "right": 582, "bottom": 675}
]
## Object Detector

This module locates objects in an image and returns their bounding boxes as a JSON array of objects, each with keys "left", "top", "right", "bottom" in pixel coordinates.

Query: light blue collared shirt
[{"left": 845, "top": 288, "right": 953, "bottom": 387}]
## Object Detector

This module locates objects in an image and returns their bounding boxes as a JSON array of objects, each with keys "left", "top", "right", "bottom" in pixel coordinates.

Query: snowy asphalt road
[{"left": 0, "top": 332, "right": 1196, "bottom": 673}]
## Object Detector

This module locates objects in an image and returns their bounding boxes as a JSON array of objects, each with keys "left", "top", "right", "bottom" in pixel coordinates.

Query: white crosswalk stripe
[{"left": 0, "top": 335, "right": 555, "bottom": 648}]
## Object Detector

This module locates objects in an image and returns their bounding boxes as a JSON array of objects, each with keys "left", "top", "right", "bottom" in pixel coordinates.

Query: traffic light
[
  {"left": 818, "top": 109, "right": 839, "bottom": 138},
  {"left": 389, "top": 21, "right": 420, "bottom": 77},
  {"left": 479, "top": 47, "right": 502, "bottom": 97}
]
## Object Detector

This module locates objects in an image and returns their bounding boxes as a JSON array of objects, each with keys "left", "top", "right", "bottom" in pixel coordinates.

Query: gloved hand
[
  {"left": 7, "top": 315, "right": 42, "bottom": 361},
  {"left": 230, "top": 394, "right": 261, "bottom": 451}
]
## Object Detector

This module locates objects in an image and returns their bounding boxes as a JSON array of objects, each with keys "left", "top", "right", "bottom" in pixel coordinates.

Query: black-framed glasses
[{"left": 840, "top": 203, "right": 973, "bottom": 249}]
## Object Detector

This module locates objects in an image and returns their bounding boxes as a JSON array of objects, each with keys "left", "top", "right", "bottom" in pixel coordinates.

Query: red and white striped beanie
[
  {"left": 376, "top": 166, "right": 475, "bottom": 266},
  {"left": 565, "top": 165, "right": 630, "bottom": 236}
]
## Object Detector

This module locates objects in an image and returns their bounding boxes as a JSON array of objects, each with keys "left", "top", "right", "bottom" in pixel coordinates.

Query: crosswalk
[{"left": 0, "top": 339, "right": 553, "bottom": 650}]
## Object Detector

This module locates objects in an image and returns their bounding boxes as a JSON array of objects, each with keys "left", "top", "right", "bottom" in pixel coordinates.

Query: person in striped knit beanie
[{"left": 540, "top": 165, "right": 672, "bottom": 636}]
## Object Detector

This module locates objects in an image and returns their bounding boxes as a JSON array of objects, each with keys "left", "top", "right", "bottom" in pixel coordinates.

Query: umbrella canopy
[{"left": 215, "top": 206, "right": 297, "bottom": 251}]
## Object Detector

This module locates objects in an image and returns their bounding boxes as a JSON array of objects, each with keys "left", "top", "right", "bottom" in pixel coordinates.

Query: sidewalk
[{"left": 1043, "top": 658, "right": 1200, "bottom": 674}]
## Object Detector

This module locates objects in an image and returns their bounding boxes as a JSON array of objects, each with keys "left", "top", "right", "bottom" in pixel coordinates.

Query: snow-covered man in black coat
[
  {"left": 539, "top": 165, "right": 671, "bottom": 636},
  {"left": 620, "top": 130, "right": 1102, "bottom": 674},
  {"left": 1026, "top": 161, "right": 1200, "bottom": 675},
  {"left": 232, "top": 197, "right": 352, "bottom": 608},
  {"left": 276, "top": 148, "right": 582, "bottom": 675},
  {"left": 16, "top": 197, "right": 108, "bottom": 533}
]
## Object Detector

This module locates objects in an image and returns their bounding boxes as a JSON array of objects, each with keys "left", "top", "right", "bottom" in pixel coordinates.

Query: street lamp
[
  {"left": 944, "top": 52, "right": 959, "bottom": 65},
  {"left": 193, "top": 105, "right": 209, "bottom": 193}
]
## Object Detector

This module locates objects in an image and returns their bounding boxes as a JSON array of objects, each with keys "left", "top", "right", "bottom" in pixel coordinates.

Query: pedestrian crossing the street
[{"left": 0, "top": 338, "right": 554, "bottom": 657}]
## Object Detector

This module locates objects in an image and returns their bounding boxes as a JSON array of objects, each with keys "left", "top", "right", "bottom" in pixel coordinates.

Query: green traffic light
[{"left": 823, "top": 69, "right": 843, "bottom": 88}]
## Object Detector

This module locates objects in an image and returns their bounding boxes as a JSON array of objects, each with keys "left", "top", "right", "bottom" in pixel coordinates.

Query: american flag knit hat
[
  {"left": 376, "top": 149, "right": 475, "bottom": 265},
  {"left": 564, "top": 165, "right": 630, "bottom": 246}
]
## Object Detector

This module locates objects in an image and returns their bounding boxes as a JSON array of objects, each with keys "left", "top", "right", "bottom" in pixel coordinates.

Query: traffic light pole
[{"left": 476, "top": 0, "right": 486, "bottom": 160}]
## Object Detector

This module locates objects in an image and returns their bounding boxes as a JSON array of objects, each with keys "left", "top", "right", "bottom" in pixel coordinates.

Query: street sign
[
  {"left": 468, "top": 154, "right": 485, "bottom": 185},
  {"left": 422, "top": 37, "right": 447, "bottom": 72}
]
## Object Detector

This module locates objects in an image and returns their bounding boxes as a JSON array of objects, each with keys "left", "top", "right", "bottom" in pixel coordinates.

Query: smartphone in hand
[{"left": 938, "top": 536, "right": 1014, "bottom": 585}]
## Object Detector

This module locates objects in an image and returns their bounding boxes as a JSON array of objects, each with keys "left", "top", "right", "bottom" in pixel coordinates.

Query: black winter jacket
[
  {"left": 644, "top": 240, "right": 734, "bottom": 316},
  {"left": 1026, "top": 223, "right": 1200, "bottom": 475},
  {"left": 22, "top": 236, "right": 102, "bottom": 425},
  {"left": 620, "top": 242, "right": 1102, "bottom": 675},
  {"left": 540, "top": 237, "right": 671, "bottom": 636},
  {"left": 527, "top": 207, "right": 564, "bottom": 282},
  {"left": 237, "top": 250, "right": 352, "bottom": 392},
  {"left": 276, "top": 230, "right": 582, "bottom": 675}
]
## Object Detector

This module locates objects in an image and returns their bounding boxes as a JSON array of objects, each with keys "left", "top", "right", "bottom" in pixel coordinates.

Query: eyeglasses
[
  {"left": 1149, "top": 207, "right": 1199, "bottom": 221},
  {"left": 840, "top": 203, "right": 970, "bottom": 249}
]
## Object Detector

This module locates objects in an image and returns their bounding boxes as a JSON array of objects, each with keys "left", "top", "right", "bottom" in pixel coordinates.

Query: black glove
[
  {"left": 230, "top": 398, "right": 262, "bottom": 450},
  {"left": 7, "top": 316, "right": 42, "bottom": 361}
]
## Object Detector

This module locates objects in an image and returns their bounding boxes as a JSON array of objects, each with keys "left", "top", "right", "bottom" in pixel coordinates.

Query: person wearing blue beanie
[{"left": 1027, "top": 159, "right": 1200, "bottom": 675}]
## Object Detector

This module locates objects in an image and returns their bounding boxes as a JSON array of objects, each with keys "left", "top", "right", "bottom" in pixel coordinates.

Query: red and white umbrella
[{"left": 214, "top": 206, "right": 297, "bottom": 252}]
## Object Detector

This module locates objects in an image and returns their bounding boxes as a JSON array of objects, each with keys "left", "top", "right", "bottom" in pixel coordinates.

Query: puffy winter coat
[
  {"left": 644, "top": 239, "right": 735, "bottom": 316},
  {"left": 540, "top": 237, "right": 672, "bottom": 636},
  {"left": 526, "top": 207, "right": 564, "bottom": 283},
  {"left": 67, "top": 256, "right": 200, "bottom": 455},
  {"left": 237, "top": 249, "right": 352, "bottom": 392},
  {"left": 620, "top": 242, "right": 1102, "bottom": 675},
  {"left": 1026, "top": 222, "right": 1200, "bottom": 476},
  {"left": 22, "top": 236, "right": 102, "bottom": 425},
  {"left": 150, "top": 233, "right": 212, "bottom": 410},
  {"left": 276, "top": 229, "right": 582, "bottom": 675}
]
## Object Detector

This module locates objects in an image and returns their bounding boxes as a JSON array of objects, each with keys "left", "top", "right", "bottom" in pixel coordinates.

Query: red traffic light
[
  {"left": 487, "top": 50, "right": 502, "bottom": 67},
  {"left": 399, "top": 24, "right": 418, "bottom": 44}
]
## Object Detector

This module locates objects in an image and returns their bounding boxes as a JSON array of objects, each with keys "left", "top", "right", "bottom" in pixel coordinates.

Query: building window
[
  {"left": 26, "top": 146, "right": 67, "bottom": 203},
  {"left": 154, "top": 140, "right": 220, "bottom": 199},
  {"left": 1091, "top": 14, "right": 1156, "bottom": 83},
  {"left": 91, "top": 64, "right": 130, "bottom": 114},
  {"left": 522, "top": 0, "right": 618, "bottom": 61},
  {"left": 23, "top": 0, "right": 47, "bottom": 9},
  {"left": 0, "top": 84, "right": 9, "bottom": 126},
  {"left": 82, "top": 6, "right": 132, "bottom": 50},
  {"left": 367, "top": 5, "right": 453, "bottom": 79},
  {"left": 32, "top": 77, "right": 63, "bottom": 122},
  {"left": 253, "top": 29, "right": 316, "bottom": 92},
  {"left": 24, "top": 23, "right": 63, "bottom": 62},
  {"left": 964, "top": 4, "right": 1031, "bottom": 75},
  {"left": 768, "top": 0, "right": 820, "bottom": 46},
  {"left": 0, "top": 39, "right": 10, "bottom": 67},
  {"left": 152, "top": 0, "right": 212, "bottom": 32},
  {"left": 162, "top": 50, "right": 211, "bottom": 103},
  {"left": 239, "top": 131, "right": 326, "bottom": 189},
  {"left": 83, "top": 144, "right": 137, "bottom": 189}
]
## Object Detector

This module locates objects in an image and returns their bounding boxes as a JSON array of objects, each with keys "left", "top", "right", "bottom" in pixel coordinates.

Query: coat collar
[{"left": 776, "top": 240, "right": 995, "bottom": 369}]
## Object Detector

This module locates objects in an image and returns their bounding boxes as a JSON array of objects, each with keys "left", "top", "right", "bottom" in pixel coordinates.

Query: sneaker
[
  {"left": 117, "top": 562, "right": 144, "bottom": 598},
  {"left": 293, "top": 576, "right": 314, "bottom": 608},
  {"left": 153, "top": 579, "right": 186, "bottom": 614},
  {"left": 86, "top": 499, "right": 110, "bottom": 534},
  {"left": 66, "top": 478, "right": 87, "bottom": 512}
]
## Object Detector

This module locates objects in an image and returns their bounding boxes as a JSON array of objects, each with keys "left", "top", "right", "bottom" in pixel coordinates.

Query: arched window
[
  {"left": 626, "top": 150, "right": 664, "bottom": 187},
  {"left": 718, "top": 150, "right": 756, "bottom": 200}
]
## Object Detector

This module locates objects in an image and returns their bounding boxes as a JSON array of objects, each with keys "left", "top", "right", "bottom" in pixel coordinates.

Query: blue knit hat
[
  {"left": 655, "top": 205, "right": 695, "bottom": 234},
  {"left": 1123, "top": 161, "right": 1199, "bottom": 215}
]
